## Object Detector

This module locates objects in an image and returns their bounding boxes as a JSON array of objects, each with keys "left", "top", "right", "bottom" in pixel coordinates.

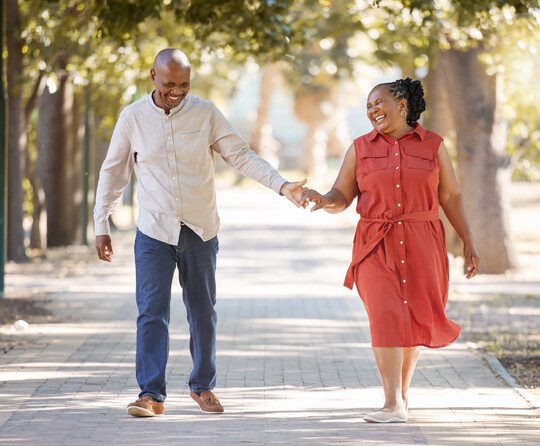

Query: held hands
[
  {"left": 95, "top": 235, "right": 114, "bottom": 262},
  {"left": 300, "top": 188, "right": 329, "bottom": 211},
  {"left": 281, "top": 180, "right": 328, "bottom": 211},
  {"left": 280, "top": 179, "right": 308, "bottom": 207},
  {"left": 463, "top": 242, "right": 480, "bottom": 279}
]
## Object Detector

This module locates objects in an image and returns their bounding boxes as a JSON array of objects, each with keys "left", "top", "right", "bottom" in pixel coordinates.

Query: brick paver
[{"left": 0, "top": 185, "right": 538, "bottom": 445}]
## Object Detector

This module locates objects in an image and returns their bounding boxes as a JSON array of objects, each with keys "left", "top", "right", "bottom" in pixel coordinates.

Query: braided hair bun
[
  {"left": 391, "top": 78, "right": 426, "bottom": 125},
  {"left": 377, "top": 78, "right": 426, "bottom": 126}
]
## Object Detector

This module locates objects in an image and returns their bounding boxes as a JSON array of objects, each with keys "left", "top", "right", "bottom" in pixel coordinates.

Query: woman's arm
[
  {"left": 302, "top": 144, "right": 359, "bottom": 213},
  {"left": 437, "top": 142, "right": 480, "bottom": 278}
]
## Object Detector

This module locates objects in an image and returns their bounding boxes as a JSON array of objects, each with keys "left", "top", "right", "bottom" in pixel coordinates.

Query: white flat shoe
[{"left": 364, "top": 408, "right": 408, "bottom": 423}]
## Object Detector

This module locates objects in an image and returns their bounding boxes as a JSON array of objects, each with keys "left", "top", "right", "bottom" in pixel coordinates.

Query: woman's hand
[
  {"left": 301, "top": 189, "right": 330, "bottom": 211},
  {"left": 463, "top": 242, "right": 480, "bottom": 279}
]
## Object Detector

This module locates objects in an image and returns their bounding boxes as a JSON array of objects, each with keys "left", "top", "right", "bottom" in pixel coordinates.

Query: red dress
[{"left": 344, "top": 124, "right": 461, "bottom": 348}]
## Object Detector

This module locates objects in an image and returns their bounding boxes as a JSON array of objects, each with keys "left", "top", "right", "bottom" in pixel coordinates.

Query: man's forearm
[{"left": 223, "top": 147, "right": 286, "bottom": 194}]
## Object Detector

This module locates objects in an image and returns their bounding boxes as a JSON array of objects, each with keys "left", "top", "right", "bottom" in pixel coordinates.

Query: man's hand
[
  {"left": 280, "top": 179, "right": 307, "bottom": 207},
  {"left": 95, "top": 235, "right": 114, "bottom": 262}
]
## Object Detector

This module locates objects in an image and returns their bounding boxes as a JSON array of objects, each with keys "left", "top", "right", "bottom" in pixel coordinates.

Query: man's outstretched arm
[{"left": 208, "top": 103, "right": 306, "bottom": 206}]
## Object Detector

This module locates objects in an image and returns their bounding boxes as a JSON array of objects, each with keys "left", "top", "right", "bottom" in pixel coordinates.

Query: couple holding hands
[{"left": 94, "top": 49, "right": 479, "bottom": 423}]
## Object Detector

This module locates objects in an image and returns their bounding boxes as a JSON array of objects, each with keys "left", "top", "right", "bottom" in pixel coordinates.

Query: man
[{"left": 94, "top": 48, "right": 306, "bottom": 417}]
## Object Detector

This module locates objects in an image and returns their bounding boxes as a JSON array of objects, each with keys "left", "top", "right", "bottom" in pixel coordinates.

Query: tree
[
  {"left": 363, "top": 1, "right": 538, "bottom": 272},
  {"left": 6, "top": 0, "right": 28, "bottom": 261},
  {"left": 10, "top": 0, "right": 306, "bottom": 253}
]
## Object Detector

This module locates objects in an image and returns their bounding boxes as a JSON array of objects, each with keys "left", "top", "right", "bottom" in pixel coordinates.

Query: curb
[{"left": 466, "top": 341, "right": 540, "bottom": 411}]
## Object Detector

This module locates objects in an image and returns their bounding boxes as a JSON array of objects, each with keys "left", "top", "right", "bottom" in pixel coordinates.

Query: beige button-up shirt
[{"left": 94, "top": 93, "right": 287, "bottom": 244}]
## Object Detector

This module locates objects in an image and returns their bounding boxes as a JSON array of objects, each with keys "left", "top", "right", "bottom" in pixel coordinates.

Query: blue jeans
[{"left": 134, "top": 227, "right": 218, "bottom": 402}]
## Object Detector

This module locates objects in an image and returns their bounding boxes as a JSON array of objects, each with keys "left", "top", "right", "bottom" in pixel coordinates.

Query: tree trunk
[
  {"left": 6, "top": 0, "right": 28, "bottom": 261},
  {"left": 423, "top": 52, "right": 462, "bottom": 257},
  {"left": 249, "top": 64, "right": 281, "bottom": 168},
  {"left": 440, "top": 48, "right": 517, "bottom": 273},
  {"left": 326, "top": 86, "right": 350, "bottom": 159},
  {"left": 69, "top": 92, "right": 83, "bottom": 242},
  {"left": 293, "top": 91, "right": 329, "bottom": 179},
  {"left": 37, "top": 65, "right": 77, "bottom": 247},
  {"left": 25, "top": 71, "right": 48, "bottom": 253}
]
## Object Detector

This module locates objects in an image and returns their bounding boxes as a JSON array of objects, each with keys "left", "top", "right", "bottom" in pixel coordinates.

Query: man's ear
[{"left": 150, "top": 68, "right": 156, "bottom": 82}]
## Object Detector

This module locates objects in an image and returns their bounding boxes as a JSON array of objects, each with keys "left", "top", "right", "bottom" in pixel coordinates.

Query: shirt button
[
  {"left": 403, "top": 300, "right": 408, "bottom": 304},
  {"left": 395, "top": 141, "right": 398, "bottom": 144},
  {"left": 401, "top": 260, "right": 405, "bottom": 263},
  {"left": 398, "top": 221, "right": 402, "bottom": 225},
  {"left": 169, "top": 157, "right": 173, "bottom": 160},
  {"left": 400, "top": 240, "right": 404, "bottom": 244},
  {"left": 394, "top": 152, "right": 398, "bottom": 156},
  {"left": 402, "top": 279, "right": 407, "bottom": 283},
  {"left": 175, "top": 197, "right": 179, "bottom": 201},
  {"left": 395, "top": 166, "right": 400, "bottom": 170},
  {"left": 397, "top": 203, "right": 402, "bottom": 207},
  {"left": 172, "top": 177, "right": 176, "bottom": 180},
  {"left": 396, "top": 184, "right": 400, "bottom": 188}
]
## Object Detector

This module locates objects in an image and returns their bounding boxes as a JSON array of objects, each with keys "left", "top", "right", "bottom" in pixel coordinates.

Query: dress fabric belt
[{"left": 344, "top": 209, "right": 440, "bottom": 289}]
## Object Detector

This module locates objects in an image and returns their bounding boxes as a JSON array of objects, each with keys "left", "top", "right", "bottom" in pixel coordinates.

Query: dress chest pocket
[
  {"left": 180, "top": 130, "right": 207, "bottom": 164},
  {"left": 404, "top": 145, "right": 434, "bottom": 170},
  {"left": 359, "top": 146, "right": 388, "bottom": 174}
]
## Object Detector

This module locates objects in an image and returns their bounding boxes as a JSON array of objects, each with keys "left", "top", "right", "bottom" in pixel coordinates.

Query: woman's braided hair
[{"left": 377, "top": 78, "right": 426, "bottom": 126}]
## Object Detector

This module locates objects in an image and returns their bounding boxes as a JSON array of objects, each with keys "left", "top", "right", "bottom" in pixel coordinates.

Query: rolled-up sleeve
[
  {"left": 209, "top": 103, "right": 287, "bottom": 194},
  {"left": 93, "top": 111, "right": 134, "bottom": 236}
]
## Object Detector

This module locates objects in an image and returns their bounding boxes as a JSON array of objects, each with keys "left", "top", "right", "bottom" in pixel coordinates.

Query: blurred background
[
  {"left": 1, "top": 0, "right": 540, "bottom": 396},
  {"left": 2, "top": 0, "right": 539, "bottom": 273}
]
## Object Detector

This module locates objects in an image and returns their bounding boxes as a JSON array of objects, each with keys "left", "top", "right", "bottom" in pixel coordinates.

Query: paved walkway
[{"left": 1, "top": 185, "right": 539, "bottom": 445}]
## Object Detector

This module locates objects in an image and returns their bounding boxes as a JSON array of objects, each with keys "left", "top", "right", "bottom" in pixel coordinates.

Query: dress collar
[{"left": 367, "top": 122, "right": 427, "bottom": 142}]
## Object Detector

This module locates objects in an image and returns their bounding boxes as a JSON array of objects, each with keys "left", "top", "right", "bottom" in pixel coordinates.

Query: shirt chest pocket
[
  {"left": 359, "top": 146, "right": 388, "bottom": 174},
  {"left": 404, "top": 145, "right": 434, "bottom": 170},
  {"left": 180, "top": 130, "right": 207, "bottom": 164}
]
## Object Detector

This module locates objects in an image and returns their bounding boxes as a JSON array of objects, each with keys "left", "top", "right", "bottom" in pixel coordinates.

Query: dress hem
[{"left": 370, "top": 328, "right": 461, "bottom": 349}]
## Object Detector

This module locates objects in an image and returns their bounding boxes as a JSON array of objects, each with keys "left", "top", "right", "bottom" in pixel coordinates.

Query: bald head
[
  {"left": 153, "top": 48, "right": 191, "bottom": 71},
  {"left": 151, "top": 49, "right": 191, "bottom": 113}
]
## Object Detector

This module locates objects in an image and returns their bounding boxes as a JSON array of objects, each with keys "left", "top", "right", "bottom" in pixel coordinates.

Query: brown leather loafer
[
  {"left": 190, "top": 390, "right": 224, "bottom": 413},
  {"left": 127, "top": 395, "right": 164, "bottom": 417}
]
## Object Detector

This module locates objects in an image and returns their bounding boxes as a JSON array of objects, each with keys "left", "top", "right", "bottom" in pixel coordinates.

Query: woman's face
[{"left": 366, "top": 87, "right": 407, "bottom": 135}]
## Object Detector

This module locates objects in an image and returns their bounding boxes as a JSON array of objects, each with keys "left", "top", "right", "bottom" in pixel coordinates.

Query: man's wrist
[{"left": 279, "top": 181, "right": 289, "bottom": 196}]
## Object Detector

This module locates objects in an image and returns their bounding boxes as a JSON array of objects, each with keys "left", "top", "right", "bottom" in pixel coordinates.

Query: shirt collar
[
  {"left": 367, "top": 122, "right": 426, "bottom": 142},
  {"left": 147, "top": 91, "right": 190, "bottom": 116}
]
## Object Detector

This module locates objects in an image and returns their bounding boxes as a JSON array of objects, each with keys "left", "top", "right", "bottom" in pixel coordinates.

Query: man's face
[{"left": 151, "top": 63, "right": 191, "bottom": 112}]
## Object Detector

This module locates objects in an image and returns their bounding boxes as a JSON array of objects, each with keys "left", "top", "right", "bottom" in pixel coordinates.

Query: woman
[{"left": 301, "top": 78, "right": 479, "bottom": 423}]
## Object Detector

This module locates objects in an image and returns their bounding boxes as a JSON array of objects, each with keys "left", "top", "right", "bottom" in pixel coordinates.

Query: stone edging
[{"left": 466, "top": 341, "right": 540, "bottom": 410}]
